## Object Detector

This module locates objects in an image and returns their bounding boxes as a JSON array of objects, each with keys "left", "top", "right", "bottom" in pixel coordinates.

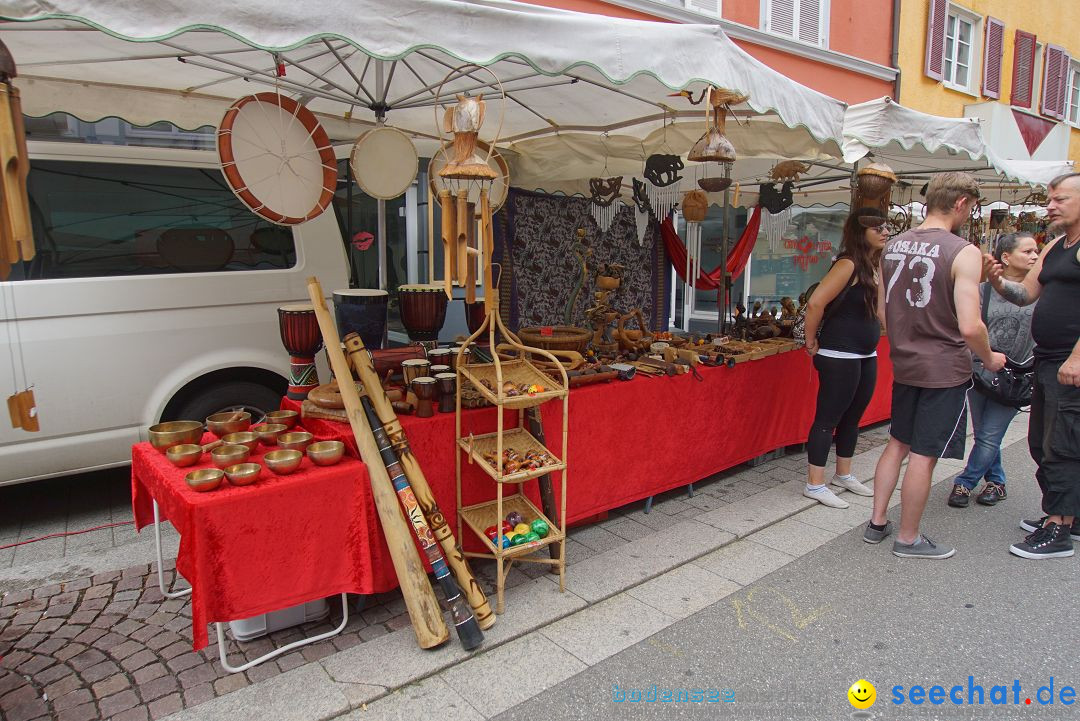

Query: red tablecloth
[
  {"left": 131, "top": 431, "right": 385, "bottom": 650},
  {"left": 133, "top": 339, "right": 892, "bottom": 648}
]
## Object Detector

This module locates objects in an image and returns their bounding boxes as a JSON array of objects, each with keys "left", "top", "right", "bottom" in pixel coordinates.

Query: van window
[{"left": 10, "top": 160, "right": 296, "bottom": 281}]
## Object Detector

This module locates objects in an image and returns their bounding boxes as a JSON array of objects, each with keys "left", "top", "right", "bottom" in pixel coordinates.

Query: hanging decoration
[
  {"left": 630, "top": 178, "right": 651, "bottom": 244},
  {"left": 769, "top": 160, "right": 810, "bottom": 183},
  {"left": 686, "top": 86, "right": 745, "bottom": 192},
  {"left": 350, "top": 125, "right": 418, "bottom": 201},
  {"left": 681, "top": 190, "right": 708, "bottom": 292},
  {"left": 588, "top": 176, "right": 623, "bottom": 233},
  {"left": 854, "top": 162, "right": 897, "bottom": 213}
]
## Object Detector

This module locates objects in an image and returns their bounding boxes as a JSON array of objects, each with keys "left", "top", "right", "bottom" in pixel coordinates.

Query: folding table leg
[
  {"left": 643, "top": 496, "right": 654, "bottom": 514},
  {"left": 152, "top": 500, "right": 191, "bottom": 599},
  {"left": 215, "top": 593, "right": 350, "bottom": 673}
]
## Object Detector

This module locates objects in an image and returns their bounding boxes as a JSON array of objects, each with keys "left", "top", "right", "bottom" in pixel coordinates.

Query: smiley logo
[{"left": 848, "top": 679, "right": 876, "bottom": 709}]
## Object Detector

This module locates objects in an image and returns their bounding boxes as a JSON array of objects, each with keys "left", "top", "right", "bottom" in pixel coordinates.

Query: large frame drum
[
  {"left": 333, "top": 288, "right": 388, "bottom": 351},
  {"left": 398, "top": 284, "right": 449, "bottom": 344},
  {"left": 277, "top": 303, "right": 323, "bottom": 400}
]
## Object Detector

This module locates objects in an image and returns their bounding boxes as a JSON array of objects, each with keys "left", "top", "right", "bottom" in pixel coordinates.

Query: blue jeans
[{"left": 954, "top": 389, "right": 1019, "bottom": 489}]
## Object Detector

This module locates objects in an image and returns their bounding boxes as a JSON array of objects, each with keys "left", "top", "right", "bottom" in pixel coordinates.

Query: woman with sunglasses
[{"left": 800, "top": 207, "right": 889, "bottom": 508}]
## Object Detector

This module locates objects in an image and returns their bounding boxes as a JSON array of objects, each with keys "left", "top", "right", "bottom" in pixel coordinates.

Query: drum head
[
  {"left": 333, "top": 289, "right": 389, "bottom": 298},
  {"left": 279, "top": 303, "right": 314, "bottom": 313},
  {"left": 429, "top": 140, "right": 510, "bottom": 213},
  {"left": 350, "top": 127, "right": 418, "bottom": 200},
  {"left": 218, "top": 93, "right": 337, "bottom": 226}
]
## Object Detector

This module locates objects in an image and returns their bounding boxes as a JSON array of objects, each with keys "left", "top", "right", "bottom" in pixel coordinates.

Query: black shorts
[{"left": 890, "top": 381, "right": 971, "bottom": 459}]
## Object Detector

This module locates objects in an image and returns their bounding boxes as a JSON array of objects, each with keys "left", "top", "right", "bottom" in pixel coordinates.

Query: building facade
[{"left": 898, "top": 0, "right": 1080, "bottom": 165}]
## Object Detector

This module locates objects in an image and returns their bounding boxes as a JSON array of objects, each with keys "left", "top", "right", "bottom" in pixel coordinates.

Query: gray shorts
[{"left": 889, "top": 381, "right": 971, "bottom": 459}]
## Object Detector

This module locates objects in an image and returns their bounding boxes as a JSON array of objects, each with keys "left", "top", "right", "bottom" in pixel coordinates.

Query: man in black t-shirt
[{"left": 987, "top": 172, "right": 1080, "bottom": 559}]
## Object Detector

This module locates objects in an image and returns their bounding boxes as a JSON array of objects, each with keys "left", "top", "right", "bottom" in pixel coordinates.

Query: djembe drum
[
  {"left": 429, "top": 364, "right": 451, "bottom": 377},
  {"left": 398, "top": 284, "right": 448, "bottom": 347},
  {"left": 449, "top": 345, "right": 472, "bottom": 372},
  {"left": 401, "top": 358, "right": 431, "bottom": 387},
  {"left": 277, "top": 303, "right": 323, "bottom": 400},
  {"left": 412, "top": 377, "right": 437, "bottom": 418},
  {"left": 435, "top": 373, "right": 457, "bottom": 413},
  {"left": 333, "top": 288, "right": 388, "bottom": 350},
  {"left": 427, "top": 347, "right": 452, "bottom": 367}
]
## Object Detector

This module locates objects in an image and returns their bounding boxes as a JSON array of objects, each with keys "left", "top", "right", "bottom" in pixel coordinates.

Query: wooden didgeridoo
[
  {"left": 525, "top": 407, "right": 562, "bottom": 562},
  {"left": 306, "top": 277, "right": 449, "bottom": 649},
  {"left": 359, "top": 395, "right": 483, "bottom": 650},
  {"left": 344, "top": 332, "right": 496, "bottom": 631}
]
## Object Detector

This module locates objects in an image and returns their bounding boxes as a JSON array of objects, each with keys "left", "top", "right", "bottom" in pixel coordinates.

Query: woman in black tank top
[{"left": 800, "top": 207, "right": 887, "bottom": 508}]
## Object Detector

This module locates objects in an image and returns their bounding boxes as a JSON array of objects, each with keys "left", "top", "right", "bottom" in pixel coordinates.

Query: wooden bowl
[
  {"left": 206, "top": 411, "right": 252, "bottom": 437},
  {"left": 185, "top": 468, "right": 224, "bottom": 492},
  {"left": 221, "top": 432, "right": 260, "bottom": 452},
  {"left": 264, "top": 449, "right": 304, "bottom": 475},
  {"left": 306, "top": 440, "right": 345, "bottom": 466},
  {"left": 224, "top": 462, "right": 262, "bottom": 486},
  {"left": 165, "top": 443, "right": 203, "bottom": 468},
  {"left": 253, "top": 423, "right": 289, "bottom": 446},
  {"left": 211, "top": 444, "right": 250, "bottom": 469},
  {"left": 264, "top": 410, "right": 299, "bottom": 430},
  {"left": 148, "top": 421, "right": 203, "bottom": 452},
  {"left": 278, "top": 431, "right": 314, "bottom": 453}
]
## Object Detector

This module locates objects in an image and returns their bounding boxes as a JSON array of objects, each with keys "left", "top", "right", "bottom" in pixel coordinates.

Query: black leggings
[{"left": 807, "top": 354, "right": 878, "bottom": 467}]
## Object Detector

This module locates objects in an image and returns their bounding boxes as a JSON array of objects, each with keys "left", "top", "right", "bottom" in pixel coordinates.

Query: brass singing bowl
[
  {"left": 165, "top": 443, "right": 203, "bottom": 468},
  {"left": 306, "top": 440, "right": 345, "bottom": 467},
  {"left": 148, "top": 420, "right": 203, "bottom": 452},
  {"left": 253, "top": 423, "right": 289, "bottom": 446},
  {"left": 211, "top": 444, "right": 250, "bottom": 469},
  {"left": 264, "top": 409, "right": 299, "bottom": 430},
  {"left": 224, "top": 462, "right": 262, "bottom": 486},
  {"left": 277, "top": 431, "right": 314, "bottom": 453},
  {"left": 221, "top": 431, "right": 260, "bottom": 452},
  {"left": 185, "top": 468, "right": 225, "bottom": 492},
  {"left": 264, "top": 449, "right": 303, "bottom": 475},
  {"left": 206, "top": 411, "right": 252, "bottom": 437}
]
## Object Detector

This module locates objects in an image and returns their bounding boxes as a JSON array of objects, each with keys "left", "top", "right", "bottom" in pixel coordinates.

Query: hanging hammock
[{"left": 660, "top": 206, "right": 762, "bottom": 291}]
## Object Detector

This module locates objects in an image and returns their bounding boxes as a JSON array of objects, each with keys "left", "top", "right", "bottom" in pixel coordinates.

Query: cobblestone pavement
[{"left": 0, "top": 425, "right": 891, "bottom": 721}]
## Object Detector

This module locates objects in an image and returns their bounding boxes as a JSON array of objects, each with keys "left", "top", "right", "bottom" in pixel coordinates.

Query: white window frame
[
  {"left": 760, "top": 0, "right": 830, "bottom": 50},
  {"left": 1066, "top": 59, "right": 1080, "bottom": 129},
  {"left": 941, "top": 3, "right": 982, "bottom": 96}
]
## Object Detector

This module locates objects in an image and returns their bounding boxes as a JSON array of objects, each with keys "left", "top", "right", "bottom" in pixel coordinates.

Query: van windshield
[{"left": 11, "top": 160, "right": 296, "bottom": 281}]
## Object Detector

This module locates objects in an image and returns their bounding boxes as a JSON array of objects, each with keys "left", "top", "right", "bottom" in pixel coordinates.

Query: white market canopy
[
  {"left": 0, "top": 0, "right": 847, "bottom": 184},
  {"left": 775, "top": 97, "right": 1075, "bottom": 209}
]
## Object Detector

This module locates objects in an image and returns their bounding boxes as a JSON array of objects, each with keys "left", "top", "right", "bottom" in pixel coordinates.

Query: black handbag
[{"left": 971, "top": 283, "right": 1034, "bottom": 409}]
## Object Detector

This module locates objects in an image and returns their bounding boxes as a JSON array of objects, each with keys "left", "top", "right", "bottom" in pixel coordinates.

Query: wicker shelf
[
  {"left": 458, "top": 427, "right": 565, "bottom": 484},
  {"left": 459, "top": 494, "right": 565, "bottom": 558},
  {"left": 459, "top": 358, "right": 567, "bottom": 409}
]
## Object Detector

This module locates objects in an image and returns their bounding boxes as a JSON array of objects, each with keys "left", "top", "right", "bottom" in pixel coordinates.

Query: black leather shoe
[
  {"left": 947, "top": 484, "right": 971, "bottom": 508},
  {"left": 975, "top": 482, "right": 1007, "bottom": 506}
]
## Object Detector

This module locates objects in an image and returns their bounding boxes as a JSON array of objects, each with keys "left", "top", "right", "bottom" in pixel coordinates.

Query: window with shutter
[
  {"left": 763, "top": 0, "right": 825, "bottom": 47},
  {"left": 925, "top": 0, "right": 947, "bottom": 81},
  {"left": 1042, "top": 45, "right": 1066, "bottom": 119},
  {"left": 797, "top": 0, "right": 820, "bottom": 45},
  {"left": 982, "top": 17, "right": 1004, "bottom": 99},
  {"left": 1067, "top": 61, "right": 1080, "bottom": 127},
  {"left": 1055, "top": 51, "right": 1071, "bottom": 120},
  {"left": 1011, "top": 30, "right": 1037, "bottom": 108}
]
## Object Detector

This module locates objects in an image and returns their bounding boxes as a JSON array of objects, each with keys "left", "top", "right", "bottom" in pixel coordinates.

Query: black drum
[{"left": 333, "top": 289, "right": 388, "bottom": 350}]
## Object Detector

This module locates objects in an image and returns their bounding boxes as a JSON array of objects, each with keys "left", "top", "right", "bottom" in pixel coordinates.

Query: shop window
[
  {"left": 1040, "top": 44, "right": 1072, "bottom": 120},
  {"left": 1010, "top": 30, "right": 1038, "bottom": 108},
  {"left": 1067, "top": 61, "right": 1080, "bottom": 128},
  {"left": 762, "top": 0, "right": 827, "bottom": 48}
]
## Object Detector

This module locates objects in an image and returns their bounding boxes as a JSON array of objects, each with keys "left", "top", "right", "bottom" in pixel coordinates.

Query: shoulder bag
[{"left": 971, "top": 283, "right": 1034, "bottom": 409}]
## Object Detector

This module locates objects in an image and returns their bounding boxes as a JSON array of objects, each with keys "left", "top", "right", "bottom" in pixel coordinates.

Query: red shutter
[
  {"left": 925, "top": 0, "right": 947, "bottom": 81},
  {"left": 1011, "top": 30, "right": 1037, "bottom": 108},
  {"left": 982, "top": 17, "right": 1005, "bottom": 99},
  {"left": 1056, "top": 51, "right": 1072, "bottom": 119},
  {"left": 1042, "top": 45, "right": 1069, "bottom": 119}
]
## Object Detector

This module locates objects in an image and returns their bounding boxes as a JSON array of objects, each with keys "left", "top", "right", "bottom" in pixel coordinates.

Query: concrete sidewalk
[{"left": 0, "top": 418, "right": 1025, "bottom": 721}]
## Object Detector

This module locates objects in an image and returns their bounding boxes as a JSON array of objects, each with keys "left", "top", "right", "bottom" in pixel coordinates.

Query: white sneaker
[
  {"left": 803, "top": 484, "right": 850, "bottom": 508},
  {"left": 832, "top": 473, "right": 873, "bottom": 497}
]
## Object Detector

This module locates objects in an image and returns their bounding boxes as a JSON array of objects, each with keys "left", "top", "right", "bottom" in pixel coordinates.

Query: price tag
[{"left": 540, "top": 326, "right": 553, "bottom": 337}]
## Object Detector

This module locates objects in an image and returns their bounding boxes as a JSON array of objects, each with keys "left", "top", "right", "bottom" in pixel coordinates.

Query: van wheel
[{"left": 170, "top": 381, "right": 283, "bottom": 424}]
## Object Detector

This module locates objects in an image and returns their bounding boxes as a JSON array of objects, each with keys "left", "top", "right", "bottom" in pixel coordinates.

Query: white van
[{"left": 0, "top": 140, "right": 349, "bottom": 486}]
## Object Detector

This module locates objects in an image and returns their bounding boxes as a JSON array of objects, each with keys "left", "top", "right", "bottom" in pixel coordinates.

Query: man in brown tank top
[{"left": 863, "top": 172, "right": 1004, "bottom": 559}]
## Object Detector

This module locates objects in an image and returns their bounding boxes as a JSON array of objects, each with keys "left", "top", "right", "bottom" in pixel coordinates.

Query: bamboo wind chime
[{"left": 0, "top": 39, "right": 37, "bottom": 432}]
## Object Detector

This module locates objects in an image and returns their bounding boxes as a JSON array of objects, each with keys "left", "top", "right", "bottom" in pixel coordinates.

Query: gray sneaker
[
  {"left": 863, "top": 520, "right": 893, "bottom": 544},
  {"left": 892, "top": 535, "right": 955, "bottom": 559}
]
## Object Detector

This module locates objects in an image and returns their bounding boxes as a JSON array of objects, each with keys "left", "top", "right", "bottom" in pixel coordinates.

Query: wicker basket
[
  {"left": 459, "top": 358, "right": 567, "bottom": 409},
  {"left": 459, "top": 427, "right": 565, "bottom": 483},
  {"left": 516, "top": 326, "right": 592, "bottom": 353},
  {"left": 459, "top": 493, "right": 563, "bottom": 557}
]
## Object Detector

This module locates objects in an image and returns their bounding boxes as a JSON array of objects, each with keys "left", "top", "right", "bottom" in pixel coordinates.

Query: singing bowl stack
[
  {"left": 206, "top": 411, "right": 252, "bottom": 437},
  {"left": 211, "top": 444, "right": 250, "bottom": 469},
  {"left": 185, "top": 468, "right": 225, "bottom": 493},
  {"left": 306, "top": 440, "right": 345, "bottom": 467},
  {"left": 278, "top": 431, "right": 314, "bottom": 453},
  {"left": 253, "top": 423, "right": 289, "bottom": 446},
  {"left": 264, "top": 409, "right": 299, "bottom": 429},
  {"left": 165, "top": 444, "right": 203, "bottom": 468},
  {"left": 221, "top": 431, "right": 260, "bottom": 452},
  {"left": 148, "top": 421, "right": 204, "bottom": 452},
  {"left": 224, "top": 462, "right": 262, "bottom": 486},
  {"left": 264, "top": 449, "right": 304, "bottom": 475}
]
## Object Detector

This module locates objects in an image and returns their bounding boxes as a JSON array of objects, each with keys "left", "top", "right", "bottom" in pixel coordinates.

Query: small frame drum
[
  {"left": 398, "top": 283, "right": 449, "bottom": 344},
  {"left": 435, "top": 372, "right": 457, "bottom": 413},
  {"left": 350, "top": 126, "right": 419, "bottom": 201},
  {"left": 401, "top": 358, "right": 432, "bottom": 387},
  {"left": 411, "top": 377, "right": 437, "bottom": 418},
  {"left": 277, "top": 303, "right": 323, "bottom": 400},
  {"left": 333, "top": 288, "right": 388, "bottom": 351}
]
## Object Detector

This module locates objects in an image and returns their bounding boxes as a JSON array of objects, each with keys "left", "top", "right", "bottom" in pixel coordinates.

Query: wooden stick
[
  {"left": 344, "top": 333, "right": 496, "bottom": 630},
  {"left": 439, "top": 189, "right": 454, "bottom": 300},
  {"left": 455, "top": 190, "right": 469, "bottom": 287},
  {"left": 306, "top": 277, "right": 449, "bottom": 649},
  {"left": 465, "top": 201, "right": 477, "bottom": 304}
]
